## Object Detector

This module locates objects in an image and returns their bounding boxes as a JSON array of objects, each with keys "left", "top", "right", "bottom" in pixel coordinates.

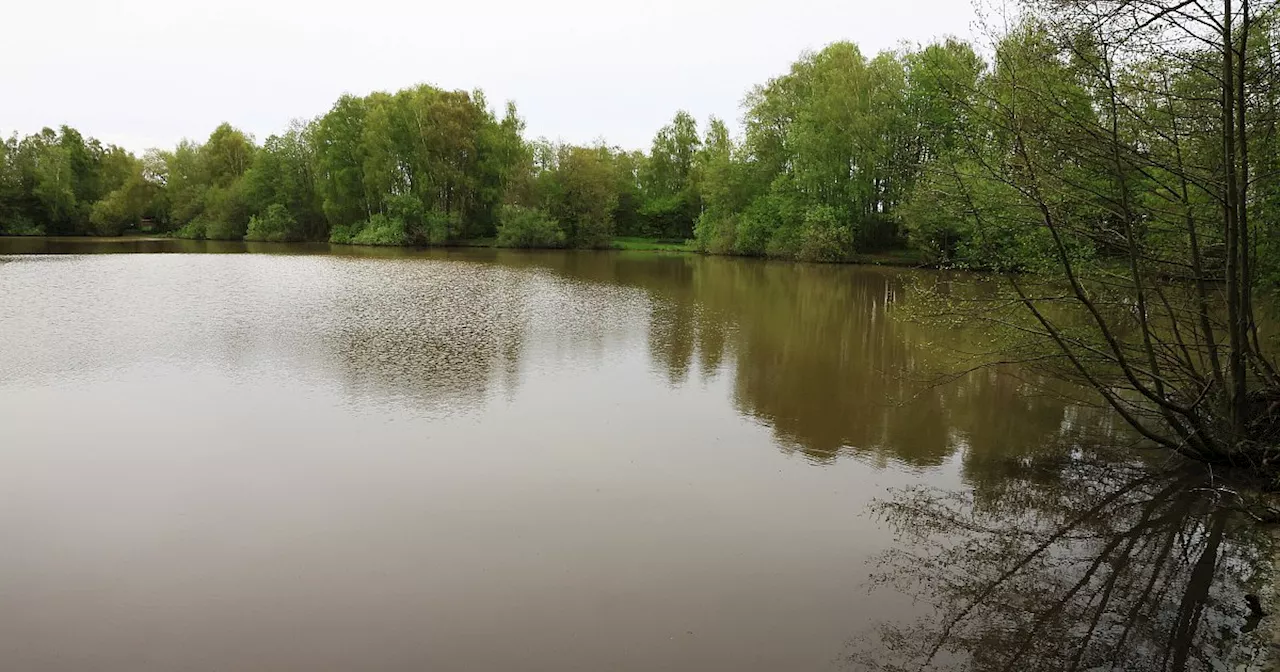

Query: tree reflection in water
[{"left": 851, "top": 454, "right": 1277, "bottom": 671}]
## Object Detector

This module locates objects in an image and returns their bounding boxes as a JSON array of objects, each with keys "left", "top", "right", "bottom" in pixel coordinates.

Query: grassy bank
[
  {"left": 442, "top": 236, "right": 926, "bottom": 266},
  {"left": 611, "top": 237, "right": 697, "bottom": 253},
  {"left": 846, "top": 249, "right": 928, "bottom": 267},
  {"left": 15, "top": 232, "right": 927, "bottom": 268}
]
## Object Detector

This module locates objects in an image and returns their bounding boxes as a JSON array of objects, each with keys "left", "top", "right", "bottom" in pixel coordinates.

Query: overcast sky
[{"left": 2, "top": 0, "right": 978, "bottom": 154}]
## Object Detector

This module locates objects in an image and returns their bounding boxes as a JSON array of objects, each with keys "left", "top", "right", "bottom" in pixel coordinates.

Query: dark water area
[{"left": 0, "top": 237, "right": 1274, "bottom": 671}]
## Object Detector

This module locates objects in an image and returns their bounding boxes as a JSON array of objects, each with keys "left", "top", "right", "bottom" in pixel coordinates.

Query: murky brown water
[{"left": 0, "top": 238, "right": 1273, "bottom": 671}]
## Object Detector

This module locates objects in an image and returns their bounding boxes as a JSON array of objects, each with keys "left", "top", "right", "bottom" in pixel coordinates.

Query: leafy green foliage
[
  {"left": 244, "top": 123, "right": 323, "bottom": 241},
  {"left": 689, "top": 41, "right": 985, "bottom": 260},
  {"left": 0, "top": 126, "right": 157, "bottom": 236},
  {"left": 495, "top": 205, "right": 565, "bottom": 248},
  {"left": 330, "top": 213, "right": 408, "bottom": 246},
  {"left": 640, "top": 111, "right": 701, "bottom": 239},
  {"left": 199, "top": 181, "right": 252, "bottom": 240},
  {"left": 352, "top": 214, "right": 408, "bottom": 246},
  {"left": 311, "top": 85, "right": 522, "bottom": 245},
  {"left": 153, "top": 124, "right": 256, "bottom": 239},
  {"left": 156, "top": 141, "right": 205, "bottom": 228},
  {"left": 531, "top": 143, "right": 619, "bottom": 248},
  {"left": 9, "top": 21, "right": 1270, "bottom": 289},
  {"left": 245, "top": 204, "right": 299, "bottom": 242},
  {"left": 796, "top": 205, "right": 851, "bottom": 262},
  {"left": 0, "top": 45, "right": 976, "bottom": 254}
]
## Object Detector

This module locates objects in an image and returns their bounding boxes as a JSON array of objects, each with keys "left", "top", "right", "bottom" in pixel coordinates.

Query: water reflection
[
  {"left": 850, "top": 452, "right": 1275, "bottom": 671},
  {"left": 0, "top": 240, "right": 1124, "bottom": 470},
  {"left": 512, "top": 252, "right": 1124, "bottom": 469},
  {"left": 0, "top": 239, "right": 1272, "bottom": 671}
]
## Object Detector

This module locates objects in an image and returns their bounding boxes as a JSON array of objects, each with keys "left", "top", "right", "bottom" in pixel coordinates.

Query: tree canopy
[{"left": 0, "top": 40, "right": 1006, "bottom": 256}]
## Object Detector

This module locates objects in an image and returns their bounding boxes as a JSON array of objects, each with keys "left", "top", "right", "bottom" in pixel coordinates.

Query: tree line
[
  {"left": 0, "top": 35, "right": 1043, "bottom": 261},
  {"left": 4, "top": 2, "right": 1280, "bottom": 274},
  {"left": 5, "top": 0, "right": 1280, "bottom": 474}
]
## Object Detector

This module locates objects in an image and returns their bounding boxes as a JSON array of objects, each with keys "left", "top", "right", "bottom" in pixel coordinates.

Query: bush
[
  {"left": 900, "top": 160, "right": 1052, "bottom": 271},
  {"left": 352, "top": 214, "right": 406, "bottom": 246},
  {"left": 693, "top": 212, "right": 735, "bottom": 254},
  {"left": 495, "top": 205, "right": 565, "bottom": 248},
  {"left": 420, "top": 209, "right": 459, "bottom": 245},
  {"left": 89, "top": 192, "right": 131, "bottom": 237},
  {"left": 246, "top": 204, "right": 298, "bottom": 242},
  {"left": 200, "top": 183, "right": 251, "bottom": 240},
  {"left": 204, "top": 217, "right": 246, "bottom": 241},
  {"left": 0, "top": 215, "right": 44, "bottom": 236},
  {"left": 795, "top": 205, "right": 852, "bottom": 262},
  {"left": 733, "top": 197, "right": 780, "bottom": 256},
  {"left": 327, "top": 213, "right": 408, "bottom": 246},
  {"left": 328, "top": 221, "right": 358, "bottom": 244},
  {"left": 639, "top": 192, "right": 699, "bottom": 239},
  {"left": 174, "top": 216, "right": 208, "bottom": 239},
  {"left": 384, "top": 193, "right": 428, "bottom": 243}
]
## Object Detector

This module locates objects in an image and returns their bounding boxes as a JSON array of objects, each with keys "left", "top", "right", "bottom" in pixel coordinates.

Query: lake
[{"left": 0, "top": 238, "right": 1273, "bottom": 671}]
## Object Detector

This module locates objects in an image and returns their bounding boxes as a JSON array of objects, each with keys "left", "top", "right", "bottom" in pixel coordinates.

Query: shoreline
[{"left": 0, "top": 234, "right": 932, "bottom": 268}]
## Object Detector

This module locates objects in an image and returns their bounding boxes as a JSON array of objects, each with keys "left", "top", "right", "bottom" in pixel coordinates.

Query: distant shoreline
[{"left": 0, "top": 234, "right": 930, "bottom": 268}]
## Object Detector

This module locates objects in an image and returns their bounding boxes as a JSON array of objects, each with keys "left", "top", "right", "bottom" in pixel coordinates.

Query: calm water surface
[{"left": 0, "top": 238, "right": 1273, "bottom": 671}]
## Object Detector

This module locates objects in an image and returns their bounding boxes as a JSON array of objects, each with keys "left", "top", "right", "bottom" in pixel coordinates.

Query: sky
[{"left": 1, "top": 0, "right": 978, "bottom": 155}]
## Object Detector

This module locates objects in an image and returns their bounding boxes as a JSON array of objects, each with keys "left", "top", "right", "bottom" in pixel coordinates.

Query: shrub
[
  {"left": 420, "top": 209, "right": 459, "bottom": 245},
  {"left": 495, "top": 205, "right": 565, "bottom": 248},
  {"left": 693, "top": 212, "right": 735, "bottom": 254},
  {"left": 200, "top": 183, "right": 251, "bottom": 240},
  {"left": 175, "top": 216, "right": 208, "bottom": 240},
  {"left": 89, "top": 192, "right": 132, "bottom": 236},
  {"left": 733, "top": 196, "right": 781, "bottom": 256},
  {"left": 385, "top": 193, "right": 427, "bottom": 243},
  {"left": 203, "top": 217, "right": 246, "bottom": 241},
  {"left": 900, "top": 160, "right": 1054, "bottom": 271},
  {"left": 0, "top": 215, "right": 44, "bottom": 236},
  {"left": 356, "top": 214, "right": 409, "bottom": 246},
  {"left": 795, "top": 205, "right": 852, "bottom": 262},
  {"left": 328, "top": 221, "right": 357, "bottom": 244},
  {"left": 328, "top": 214, "right": 408, "bottom": 246},
  {"left": 246, "top": 204, "right": 298, "bottom": 242}
]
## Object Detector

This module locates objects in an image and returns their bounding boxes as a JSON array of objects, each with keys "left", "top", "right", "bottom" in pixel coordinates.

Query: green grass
[
  {"left": 848, "top": 248, "right": 928, "bottom": 267},
  {"left": 612, "top": 237, "right": 696, "bottom": 253}
]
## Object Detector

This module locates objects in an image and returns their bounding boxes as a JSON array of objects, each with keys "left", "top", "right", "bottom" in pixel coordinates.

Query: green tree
[
  {"left": 693, "top": 117, "right": 746, "bottom": 254},
  {"left": 611, "top": 149, "right": 647, "bottom": 237},
  {"left": 314, "top": 94, "right": 371, "bottom": 229},
  {"left": 537, "top": 144, "right": 618, "bottom": 248},
  {"left": 495, "top": 204, "right": 564, "bottom": 248},
  {"left": 243, "top": 121, "right": 323, "bottom": 241},
  {"left": 159, "top": 140, "right": 206, "bottom": 230},
  {"left": 245, "top": 203, "right": 298, "bottom": 243},
  {"left": 641, "top": 110, "right": 701, "bottom": 239},
  {"left": 89, "top": 157, "right": 156, "bottom": 236}
]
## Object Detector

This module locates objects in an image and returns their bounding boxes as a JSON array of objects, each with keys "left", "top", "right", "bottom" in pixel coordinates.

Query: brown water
[{"left": 0, "top": 238, "right": 1273, "bottom": 671}]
